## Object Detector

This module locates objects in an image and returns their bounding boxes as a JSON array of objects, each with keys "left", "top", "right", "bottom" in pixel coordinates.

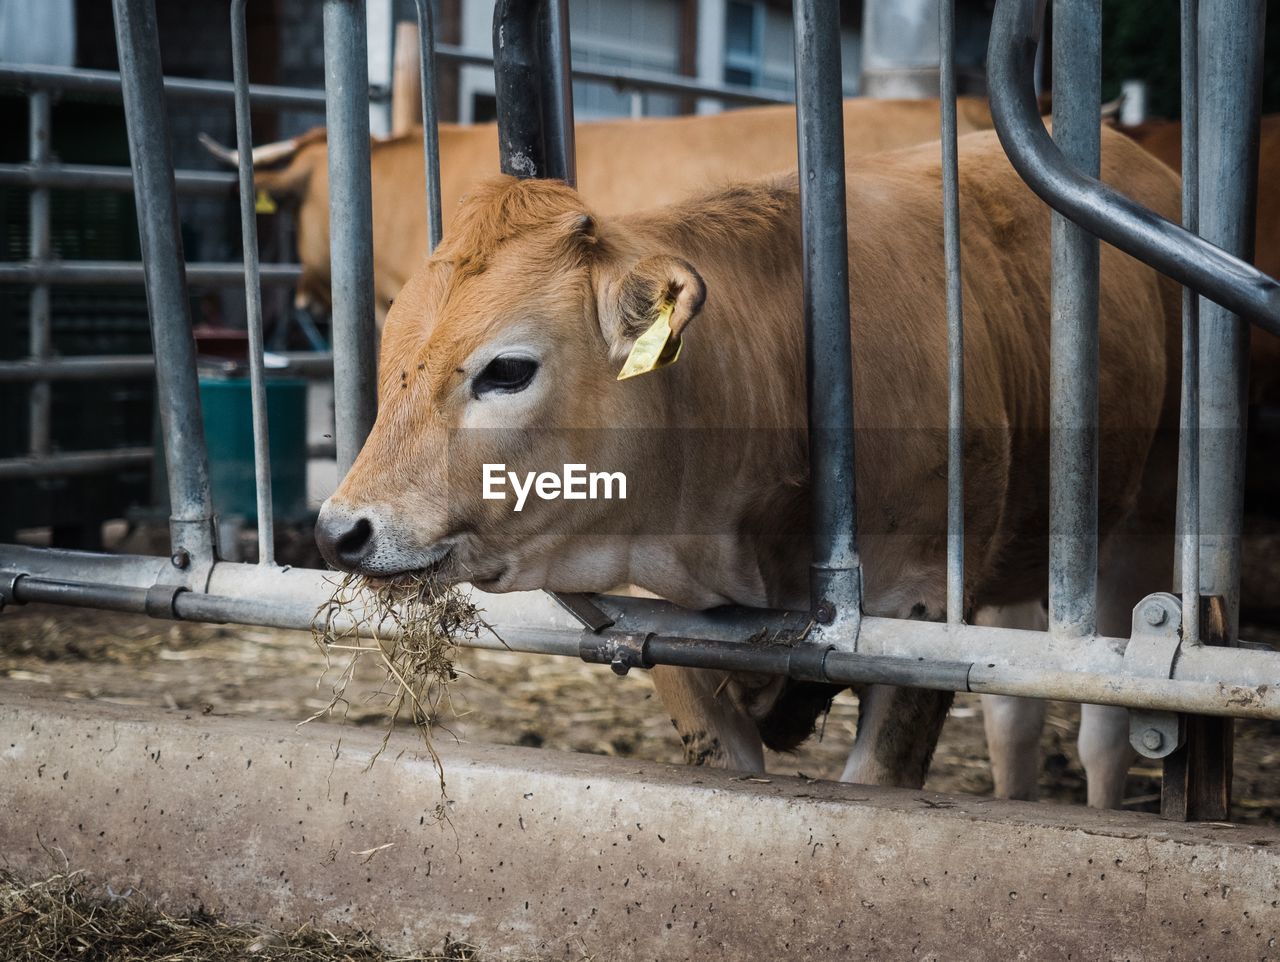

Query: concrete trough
[{"left": 1, "top": 683, "right": 1278, "bottom": 960}]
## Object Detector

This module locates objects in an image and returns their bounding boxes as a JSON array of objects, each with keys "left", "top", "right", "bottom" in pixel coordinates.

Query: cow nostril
[{"left": 336, "top": 517, "right": 374, "bottom": 563}]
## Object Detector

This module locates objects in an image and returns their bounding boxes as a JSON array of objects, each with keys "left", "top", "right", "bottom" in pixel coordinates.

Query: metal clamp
[
  {"left": 579, "top": 630, "right": 650, "bottom": 676},
  {"left": 144, "top": 583, "right": 187, "bottom": 620},
  {"left": 0, "top": 569, "right": 27, "bottom": 609},
  {"left": 1122, "top": 592, "right": 1186, "bottom": 759}
]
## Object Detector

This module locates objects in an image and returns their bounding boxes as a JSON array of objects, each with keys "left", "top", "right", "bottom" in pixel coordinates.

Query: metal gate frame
[{"left": 3, "top": 0, "right": 1280, "bottom": 819}]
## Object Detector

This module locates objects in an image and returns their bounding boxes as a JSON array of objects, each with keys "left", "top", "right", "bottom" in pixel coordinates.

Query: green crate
[{"left": 199, "top": 376, "right": 309, "bottom": 523}]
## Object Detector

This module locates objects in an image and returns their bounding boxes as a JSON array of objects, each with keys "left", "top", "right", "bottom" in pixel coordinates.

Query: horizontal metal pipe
[
  {"left": 0, "top": 447, "right": 153, "bottom": 481},
  {"left": 0, "top": 546, "right": 171, "bottom": 589},
  {"left": 8, "top": 577, "right": 150, "bottom": 611},
  {"left": 0, "top": 54, "right": 788, "bottom": 113},
  {"left": 0, "top": 162, "right": 238, "bottom": 194},
  {"left": 0, "top": 261, "right": 301, "bottom": 286},
  {"left": 0, "top": 62, "right": 335, "bottom": 109},
  {"left": 435, "top": 43, "right": 792, "bottom": 105},
  {"left": 2, "top": 551, "right": 1278, "bottom": 721},
  {"left": 0, "top": 352, "right": 333, "bottom": 383},
  {"left": 986, "top": 0, "right": 1280, "bottom": 335}
]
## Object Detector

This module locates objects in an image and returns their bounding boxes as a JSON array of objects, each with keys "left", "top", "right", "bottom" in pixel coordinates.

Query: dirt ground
[{"left": 2, "top": 599, "right": 1278, "bottom": 824}]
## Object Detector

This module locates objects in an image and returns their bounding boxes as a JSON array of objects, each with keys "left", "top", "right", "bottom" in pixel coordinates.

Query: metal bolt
[
  {"left": 1142, "top": 603, "right": 1167, "bottom": 627},
  {"left": 170, "top": 550, "right": 190, "bottom": 570},
  {"left": 815, "top": 601, "right": 836, "bottom": 625},
  {"left": 610, "top": 656, "right": 630, "bottom": 677},
  {"left": 1141, "top": 728, "right": 1163, "bottom": 752}
]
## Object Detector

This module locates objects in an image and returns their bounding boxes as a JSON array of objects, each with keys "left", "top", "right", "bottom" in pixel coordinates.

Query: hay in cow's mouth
[{"left": 309, "top": 571, "right": 502, "bottom": 816}]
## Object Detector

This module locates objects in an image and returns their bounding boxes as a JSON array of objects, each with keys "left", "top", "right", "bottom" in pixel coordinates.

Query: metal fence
[
  {"left": 2, "top": 0, "right": 1279, "bottom": 823},
  {"left": 0, "top": 10, "right": 787, "bottom": 488}
]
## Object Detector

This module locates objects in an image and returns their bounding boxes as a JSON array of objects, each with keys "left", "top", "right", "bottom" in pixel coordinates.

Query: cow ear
[{"left": 598, "top": 255, "right": 706, "bottom": 371}]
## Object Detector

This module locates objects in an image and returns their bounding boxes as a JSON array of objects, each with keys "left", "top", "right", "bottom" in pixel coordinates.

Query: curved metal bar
[{"left": 987, "top": 0, "right": 1280, "bottom": 336}]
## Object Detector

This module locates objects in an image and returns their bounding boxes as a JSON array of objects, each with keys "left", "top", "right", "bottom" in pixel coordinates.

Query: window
[
  {"left": 568, "top": 0, "right": 682, "bottom": 119},
  {"left": 724, "top": 1, "right": 763, "bottom": 88},
  {"left": 723, "top": 0, "right": 861, "bottom": 97}
]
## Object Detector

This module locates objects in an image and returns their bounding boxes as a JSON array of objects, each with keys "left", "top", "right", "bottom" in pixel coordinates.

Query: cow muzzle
[{"left": 315, "top": 499, "right": 451, "bottom": 577}]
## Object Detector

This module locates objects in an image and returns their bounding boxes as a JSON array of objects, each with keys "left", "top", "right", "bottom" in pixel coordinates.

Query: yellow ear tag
[
  {"left": 617, "top": 301, "right": 681, "bottom": 381},
  {"left": 255, "top": 189, "right": 278, "bottom": 215}
]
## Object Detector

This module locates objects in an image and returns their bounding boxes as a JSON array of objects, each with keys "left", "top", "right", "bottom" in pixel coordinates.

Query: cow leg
[
  {"left": 982, "top": 695, "right": 1047, "bottom": 800},
  {"left": 650, "top": 665, "right": 765, "bottom": 773},
  {"left": 1078, "top": 703, "right": 1133, "bottom": 808},
  {"left": 1078, "top": 509, "right": 1171, "bottom": 808},
  {"left": 840, "top": 684, "right": 954, "bottom": 788},
  {"left": 975, "top": 601, "right": 1049, "bottom": 801}
]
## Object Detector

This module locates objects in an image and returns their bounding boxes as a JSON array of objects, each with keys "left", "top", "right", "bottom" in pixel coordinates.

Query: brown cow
[
  {"left": 1117, "top": 115, "right": 1280, "bottom": 404},
  {"left": 206, "top": 98, "right": 996, "bottom": 321},
  {"left": 314, "top": 126, "right": 1181, "bottom": 790}
]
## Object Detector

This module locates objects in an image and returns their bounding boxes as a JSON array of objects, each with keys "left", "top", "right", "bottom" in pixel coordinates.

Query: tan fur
[
  {"left": 252, "top": 98, "right": 995, "bottom": 319},
  {"left": 320, "top": 126, "right": 1181, "bottom": 782}
]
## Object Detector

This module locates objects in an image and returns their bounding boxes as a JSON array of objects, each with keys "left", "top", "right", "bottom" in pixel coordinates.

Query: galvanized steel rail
[
  {"left": 1046, "top": 0, "right": 1100, "bottom": 641},
  {"left": 792, "top": 0, "right": 862, "bottom": 637},
  {"left": 230, "top": 0, "right": 277, "bottom": 565},
  {"left": 938, "top": 0, "right": 964, "bottom": 626},
  {"left": 111, "top": 0, "right": 218, "bottom": 567}
]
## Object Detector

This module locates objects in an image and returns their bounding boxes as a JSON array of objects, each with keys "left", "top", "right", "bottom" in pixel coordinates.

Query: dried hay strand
[
  {"left": 0, "top": 868, "right": 479, "bottom": 961},
  {"left": 308, "top": 573, "right": 502, "bottom": 815}
]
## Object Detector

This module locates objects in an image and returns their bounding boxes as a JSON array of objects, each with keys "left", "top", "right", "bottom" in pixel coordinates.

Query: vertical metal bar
[
  {"left": 26, "top": 90, "right": 53, "bottom": 459},
  {"left": 792, "top": 0, "right": 862, "bottom": 631},
  {"left": 323, "top": 0, "right": 378, "bottom": 473},
  {"left": 1047, "top": 0, "right": 1100, "bottom": 640},
  {"left": 939, "top": 0, "right": 964, "bottom": 626},
  {"left": 111, "top": 0, "right": 217, "bottom": 565},
  {"left": 413, "top": 0, "right": 443, "bottom": 251},
  {"left": 493, "top": 0, "right": 575, "bottom": 184},
  {"left": 544, "top": 0, "right": 576, "bottom": 187},
  {"left": 230, "top": 0, "right": 275, "bottom": 566},
  {"left": 1197, "top": 0, "right": 1263, "bottom": 641},
  {"left": 1175, "top": 0, "right": 1199, "bottom": 644}
]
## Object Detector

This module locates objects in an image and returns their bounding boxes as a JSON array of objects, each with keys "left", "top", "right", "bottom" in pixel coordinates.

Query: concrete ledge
[{"left": 1, "top": 683, "right": 1278, "bottom": 960}]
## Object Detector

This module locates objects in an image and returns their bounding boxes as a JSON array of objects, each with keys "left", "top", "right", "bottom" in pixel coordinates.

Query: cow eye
[{"left": 472, "top": 355, "right": 539, "bottom": 397}]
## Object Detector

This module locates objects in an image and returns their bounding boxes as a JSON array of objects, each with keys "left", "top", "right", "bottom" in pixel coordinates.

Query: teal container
[{"left": 199, "top": 376, "right": 308, "bottom": 523}]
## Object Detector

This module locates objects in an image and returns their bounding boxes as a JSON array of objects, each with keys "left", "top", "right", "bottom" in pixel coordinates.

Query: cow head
[{"left": 314, "top": 176, "right": 713, "bottom": 598}]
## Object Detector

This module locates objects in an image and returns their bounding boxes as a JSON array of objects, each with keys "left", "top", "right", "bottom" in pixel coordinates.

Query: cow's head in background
[
  {"left": 201, "top": 128, "right": 334, "bottom": 316},
  {"left": 312, "top": 176, "right": 792, "bottom": 610}
]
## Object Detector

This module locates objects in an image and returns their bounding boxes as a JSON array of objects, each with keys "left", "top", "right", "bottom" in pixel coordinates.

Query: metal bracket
[
  {"left": 168, "top": 517, "right": 218, "bottom": 592},
  {"left": 549, "top": 591, "right": 615, "bottom": 633},
  {"left": 1123, "top": 591, "right": 1186, "bottom": 759}
]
